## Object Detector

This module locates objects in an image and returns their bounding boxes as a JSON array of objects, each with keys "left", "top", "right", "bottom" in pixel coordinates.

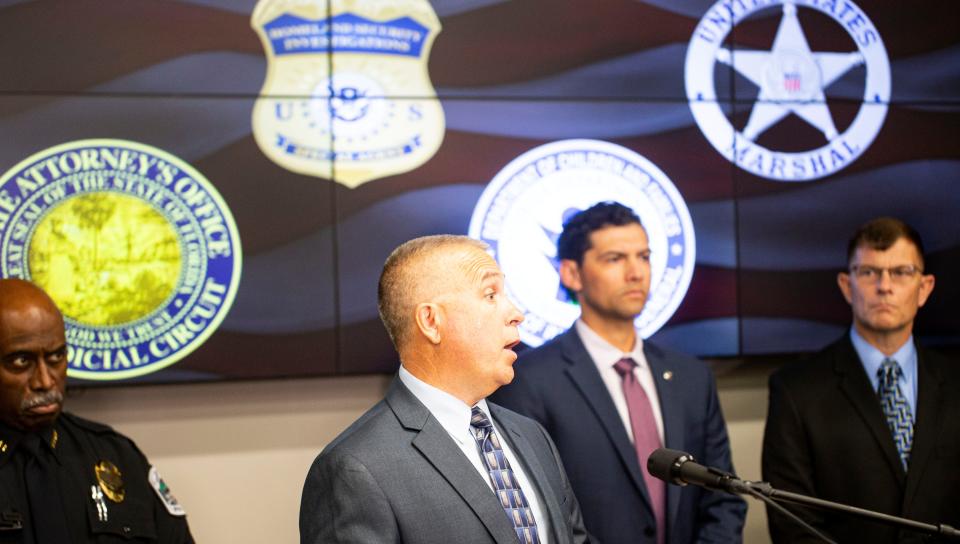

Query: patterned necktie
[
  {"left": 469, "top": 406, "right": 541, "bottom": 544},
  {"left": 614, "top": 357, "right": 666, "bottom": 544},
  {"left": 22, "top": 433, "right": 73, "bottom": 544},
  {"left": 877, "top": 358, "right": 913, "bottom": 471}
]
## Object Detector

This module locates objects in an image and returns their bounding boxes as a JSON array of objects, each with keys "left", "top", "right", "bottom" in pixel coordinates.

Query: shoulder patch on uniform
[{"left": 149, "top": 466, "right": 186, "bottom": 517}]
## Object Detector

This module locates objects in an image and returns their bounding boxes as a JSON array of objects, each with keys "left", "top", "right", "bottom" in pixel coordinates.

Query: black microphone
[
  {"left": 648, "top": 449, "right": 960, "bottom": 541},
  {"left": 647, "top": 448, "right": 749, "bottom": 493}
]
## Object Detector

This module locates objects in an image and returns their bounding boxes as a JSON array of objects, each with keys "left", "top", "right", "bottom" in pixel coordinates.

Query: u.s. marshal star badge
[
  {"left": 251, "top": 0, "right": 445, "bottom": 188},
  {"left": 685, "top": 0, "right": 890, "bottom": 181}
]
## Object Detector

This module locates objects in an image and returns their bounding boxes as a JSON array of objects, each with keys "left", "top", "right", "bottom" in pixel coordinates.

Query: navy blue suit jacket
[{"left": 491, "top": 327, "right": 745, "bottom": 544}]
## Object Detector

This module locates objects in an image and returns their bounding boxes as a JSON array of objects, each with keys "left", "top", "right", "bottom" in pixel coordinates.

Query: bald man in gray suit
[{"left": 300, "top": 235, "right": 588, "bottom": 544}]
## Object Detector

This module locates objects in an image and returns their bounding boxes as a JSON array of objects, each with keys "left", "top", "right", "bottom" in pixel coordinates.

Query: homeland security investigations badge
[
  {"left": 251, "top": 0, "right": 444, "bottom": 188},
  {"left": 468, "top": 140, "right": 696, "bottom": 348},
  {"left": 0, "top": 140, "right": 242, "bottom": 380},
  {"left": 685, "top": 0, "right": 890, "bottom": 182}
]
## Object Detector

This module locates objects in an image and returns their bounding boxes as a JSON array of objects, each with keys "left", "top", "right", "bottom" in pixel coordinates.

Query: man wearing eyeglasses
[{"left": 762, "top": 217, "right": 960, "bottom": 543}]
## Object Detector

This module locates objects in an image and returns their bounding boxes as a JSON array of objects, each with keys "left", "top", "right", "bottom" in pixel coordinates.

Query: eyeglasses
[{"left": 848, "top": 264, "right": 922, "bottom": 283}]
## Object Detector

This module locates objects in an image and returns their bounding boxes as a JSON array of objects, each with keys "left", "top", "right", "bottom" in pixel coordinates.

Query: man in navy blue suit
[{"left": 491, "top": 202, "right": 745, "bottom": 543}]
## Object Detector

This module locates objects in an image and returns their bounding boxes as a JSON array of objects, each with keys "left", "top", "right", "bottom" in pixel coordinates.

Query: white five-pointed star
[{"left": 717, "top": 2, "right": 864, "bottom": 142}]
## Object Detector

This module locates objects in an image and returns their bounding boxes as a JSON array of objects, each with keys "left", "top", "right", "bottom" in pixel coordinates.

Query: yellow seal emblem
[
  {"left": 0, "top": 139, "right": 242, "bottom": 381},
  {"left": 95, "top": 460, "right": 125, "bottom": 503},
  {"left": 251, "top": 0, "right": 445, "bottom": 188}
]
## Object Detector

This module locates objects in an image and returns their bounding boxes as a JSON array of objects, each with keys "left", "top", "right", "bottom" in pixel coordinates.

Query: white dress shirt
[
  {"left": 575, "top": 319, "right": 665, "bottom": 445},
  {"left": 398, "top": 366, "right": 551, "bottom": 543}
]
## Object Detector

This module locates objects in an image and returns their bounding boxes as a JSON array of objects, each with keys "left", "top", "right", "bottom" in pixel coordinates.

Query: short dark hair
[
  {"left": 557, "top": 201, "right": 643, "bottom": 265},
  {"left": 846, "top": 217, "right": 925, "bottom": 268}
]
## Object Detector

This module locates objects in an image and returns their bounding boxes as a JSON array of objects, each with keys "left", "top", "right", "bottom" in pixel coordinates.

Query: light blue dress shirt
[{"left": 850, "top": 328, "right": 917, "bottom": 416}]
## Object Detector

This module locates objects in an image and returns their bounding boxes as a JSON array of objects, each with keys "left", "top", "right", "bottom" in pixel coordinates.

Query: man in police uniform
[{"left": 0, "top": 278, "right": 193, "bottom": 543}]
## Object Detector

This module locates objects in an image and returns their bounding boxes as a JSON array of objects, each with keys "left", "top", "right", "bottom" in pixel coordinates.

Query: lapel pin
[
  {"left": 91, "top": 485, "right": 108, "bottom": 522},
  {"left": 663, "top": 371, "right": 673, "bottom": 381}
]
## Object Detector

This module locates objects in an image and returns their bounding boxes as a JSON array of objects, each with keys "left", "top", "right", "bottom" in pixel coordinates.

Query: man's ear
[
  {"left": 414, "top": 302, "right": 443, "bottom": 344},
  {"left": 559, "top": 259, "right": 583, "bottom": 295},
  {"left": 837, "top": 271, "right": 853, "bottom": 305},
  {"left": 917, "top": 274, "right": 935, "bottom": 308}
]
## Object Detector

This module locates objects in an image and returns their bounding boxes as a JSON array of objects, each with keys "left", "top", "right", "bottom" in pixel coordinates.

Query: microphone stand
[
  {"left": 648, "top": 450, "right": 960, "bottom": 543},
  {"left": 715, "top": 472, "right": 960, "bottom": 542}
]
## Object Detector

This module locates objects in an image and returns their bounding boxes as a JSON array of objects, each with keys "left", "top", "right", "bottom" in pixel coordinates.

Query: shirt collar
[
  {"left": 575, "top": 319, "right": 645, "bottom": 370},
  {"left": 398, "top": 365, "right": 490, "bottom": 446},
  {"left": 0, "top": 421, "right": 61, "bottom": 468},
  {"left": 849, "top": 327, "right": 917, "bottom": 385}
]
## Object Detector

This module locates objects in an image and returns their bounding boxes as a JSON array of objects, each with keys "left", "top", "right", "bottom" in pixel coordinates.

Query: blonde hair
[{"left": 377, "top": 235, "right": 488, "bottom": 349}]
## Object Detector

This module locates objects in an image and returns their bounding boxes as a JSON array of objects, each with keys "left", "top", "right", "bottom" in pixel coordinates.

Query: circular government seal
[
  {"left": 685, "top": 0, "right": 890, "bottom": 181},
  {"left": 0, "top": 139, "right": 242, "bottom": 380},
  {"left": 468, "top": 139, "right": 696, "bottom": 348}
]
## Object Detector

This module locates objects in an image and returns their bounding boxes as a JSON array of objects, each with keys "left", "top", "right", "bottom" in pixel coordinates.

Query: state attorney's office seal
[{"left": 0, "top": 139, "right": 242, "bottom": 380}]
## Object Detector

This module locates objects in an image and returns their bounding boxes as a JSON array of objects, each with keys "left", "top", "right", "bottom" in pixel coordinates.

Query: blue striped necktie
[
  {"left": 877, "top": 358, "right": 913, "bottom": 471},
  {"left": 469, "top": 406, "right": 541, "bottom": 544}
]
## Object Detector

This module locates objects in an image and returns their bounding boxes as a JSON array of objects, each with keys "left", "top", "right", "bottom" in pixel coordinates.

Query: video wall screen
[{"left": 0, "top": 0, "right": 956, "bottom": 384}]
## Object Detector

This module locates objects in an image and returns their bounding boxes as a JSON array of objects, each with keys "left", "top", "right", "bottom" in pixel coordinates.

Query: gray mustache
[{"left": 21, "top": 389, "right": 63, "bottom": 410}]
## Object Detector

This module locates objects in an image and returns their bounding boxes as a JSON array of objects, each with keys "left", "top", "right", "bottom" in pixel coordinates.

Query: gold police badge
[
  {"left": 95, "top": 460, "right": 125, "bottom": 503},
  {"left": 251, "top": 0, "right": 445, "bottom": 188}
]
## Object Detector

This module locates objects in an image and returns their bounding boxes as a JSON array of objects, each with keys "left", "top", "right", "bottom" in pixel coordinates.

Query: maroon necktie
[{"left": 614, "top": 357, "right": 666, "bottom": 544}]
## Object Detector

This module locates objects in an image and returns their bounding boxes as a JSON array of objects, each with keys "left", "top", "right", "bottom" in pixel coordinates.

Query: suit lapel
[
  {"left": 645, "top": 343, "right": 683, "bottom": 533},
  {"left": 902, "top": 348, "right": 942, "bottom": 510},
  {"left": 833, "top": 340, "right": 906, "bottom": 485},
  {"left": 490, "top": 404, "right": 566, "bottom": 543},
  {"left": 558, "top": 329, "right": 653, "bottom": 511},
  {"left": 385, "top": 379, "right": 520, "bottom": 544}
]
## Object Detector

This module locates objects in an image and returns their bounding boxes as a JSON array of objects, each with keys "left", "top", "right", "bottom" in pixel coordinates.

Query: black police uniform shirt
[{"left": 0, "top": 412, "right": 193, "bottom": 543}]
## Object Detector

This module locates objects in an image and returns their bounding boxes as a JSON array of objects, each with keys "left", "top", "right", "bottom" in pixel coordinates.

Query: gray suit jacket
[{"left": 300, "top": 377, "right": 590, "bottom": 543}]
